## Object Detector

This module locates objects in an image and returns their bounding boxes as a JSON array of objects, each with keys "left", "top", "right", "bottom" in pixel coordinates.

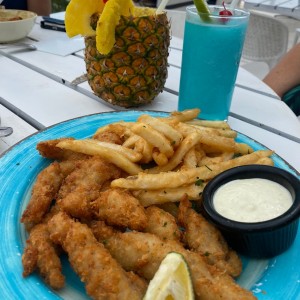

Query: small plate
[{"left": 0, "top": 111, "right": 299, "bottom": 299}]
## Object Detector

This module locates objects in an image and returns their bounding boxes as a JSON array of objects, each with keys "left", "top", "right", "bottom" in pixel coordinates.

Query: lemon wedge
[{"left": 143, "top": 252, "right": 194, "bottom": 300}]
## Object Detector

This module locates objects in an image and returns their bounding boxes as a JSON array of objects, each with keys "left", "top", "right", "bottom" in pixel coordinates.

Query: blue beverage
[{"left": 178, "top": 6, "right": 249, "bottom": 120}]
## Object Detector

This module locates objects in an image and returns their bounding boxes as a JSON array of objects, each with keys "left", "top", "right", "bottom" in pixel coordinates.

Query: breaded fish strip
[
  {"left": 57, "top": 157, "right": 122, "bottom": 220},
  {"left": 37, "top": 138, "right": 89, "bottom": 160},
  {"left": 22, "top": 222, "right": 65, "bottom": 289},
  {"left": 144, "top": 206, "right": 182, "bottom": 242},
  {"left": 21, "top": 162, "right": 64, "bottom": 227},
  {"left": 48, "top": 212, "right": 146, "bottom": 300},
  {"left": 178, "top": 199, "right": 242, "bottom": 277},
  {"left": 90, "top": 188, "right": 148, "bottom": 231},
  {"left": 90, "top": 222, "right": 256, "bottom": 300}
]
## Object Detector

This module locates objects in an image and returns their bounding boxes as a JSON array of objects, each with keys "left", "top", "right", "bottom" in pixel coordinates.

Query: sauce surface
[{"left": 213, "top": 178, "right": 293, "bottom": 222}]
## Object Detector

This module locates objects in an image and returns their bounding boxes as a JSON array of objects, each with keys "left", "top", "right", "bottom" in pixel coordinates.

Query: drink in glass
[{"left": 178, "top": 6, "right": 249, "bottom": 120}]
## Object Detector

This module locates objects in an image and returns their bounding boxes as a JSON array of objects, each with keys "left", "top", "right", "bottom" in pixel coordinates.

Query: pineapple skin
[{"left": 84, "top": 12, "right": 170, "bottom": 108}]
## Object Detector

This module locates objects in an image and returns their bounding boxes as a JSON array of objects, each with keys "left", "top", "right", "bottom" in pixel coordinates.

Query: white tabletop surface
[
  {"left": 244, "top": 0, "right": 300, "bottom": 19},
  {"left": 1, "top": 14, "right": 300, "bottom": 173}
]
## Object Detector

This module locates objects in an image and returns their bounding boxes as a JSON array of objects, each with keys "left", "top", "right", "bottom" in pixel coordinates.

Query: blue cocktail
[{"left": 178, "top": 6, "right": 249, "bottom": 120}]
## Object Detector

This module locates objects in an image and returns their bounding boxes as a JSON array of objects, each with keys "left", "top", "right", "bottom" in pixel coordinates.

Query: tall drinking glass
[{"left": 178, "top": 6, "right": 250, "bottom": 120}]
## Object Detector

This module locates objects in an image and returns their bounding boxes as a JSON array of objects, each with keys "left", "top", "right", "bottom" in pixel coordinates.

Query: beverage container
[{"left": 178, "top": 5, "right": 249, "bottom": 120}]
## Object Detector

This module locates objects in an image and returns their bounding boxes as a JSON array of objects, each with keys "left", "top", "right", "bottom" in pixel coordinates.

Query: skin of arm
[
  {"left": 27, "top": 0, "right": 52, "bottom": 15},
  {"left": 263, "top": 44, "right": 300, "bottom": 98}
]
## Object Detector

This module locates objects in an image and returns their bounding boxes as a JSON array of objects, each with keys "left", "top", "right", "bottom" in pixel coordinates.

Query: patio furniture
[
  {"left": 293, "top": 27, "right": 300, "bottom": 46},
  {"left": 242, "top": 11, "right": 289, "bottom": 70}
]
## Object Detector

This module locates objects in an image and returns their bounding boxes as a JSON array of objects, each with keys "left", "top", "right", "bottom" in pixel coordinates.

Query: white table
[
  {"left": 1, "top": 15, "right": 300, "bottom": 173},
  {"left": 244, "top": 0, "right": 300, "bottom": 19}
]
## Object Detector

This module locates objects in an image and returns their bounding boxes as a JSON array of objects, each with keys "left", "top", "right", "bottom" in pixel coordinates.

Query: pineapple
[{"left": 65, "top": 0, "right": 170, "bottom": 108}]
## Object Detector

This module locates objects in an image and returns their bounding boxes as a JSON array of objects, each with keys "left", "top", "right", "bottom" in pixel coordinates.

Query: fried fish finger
[
  {"left": 178, "top": 198, "right": 242, "bottom": 277},
  {"left": 22, "top": 222, "right": 65, "bottom": 290},
  {"left": 21, "top": 162, "right": 64, "bottom": 227},
  {"left": 48, "top": 212, "right": 146, "bottom": 300},
  {"left": 90, "top": 188, "right": 148, "bottom": 231},
  {"left": 90, "top": 221, "right": 256, "bottom": 300},
  {"left": 37, "top": 138, "right": 89, "bottom": 160},
  {"left": 57, "top": 157, "right": 122, "bottom": 220},
  {"left": 144, "top": 206, "right": 181, "bottom": 242}
]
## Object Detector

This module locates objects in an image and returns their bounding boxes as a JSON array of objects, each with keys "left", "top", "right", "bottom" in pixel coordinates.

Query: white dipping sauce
[{"left": 213, "top": 178, "right": 293, "bottom": 222}]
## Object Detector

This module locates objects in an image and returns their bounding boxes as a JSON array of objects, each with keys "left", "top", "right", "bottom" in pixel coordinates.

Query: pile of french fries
[{"left": 57, "top": 109, "right": 274, "bottom": 206}]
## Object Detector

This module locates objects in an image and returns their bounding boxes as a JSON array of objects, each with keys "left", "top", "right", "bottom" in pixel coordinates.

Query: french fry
[
  {"left": 177, "top": 122, "right": 236, "bottom": 152},
  {"left": 122, "top": 134, "right": 140, "bottom": 148},
  {"left": 111, "top": 150, "right": 273, "bottom": 189},
  {"left": 168, "top": 108, "right": 200, "bottom": 122},
  {"left": 197, "top": 152, "right": 234, "bottom": 167},
  {"left": 255, "top": 157, "right": 274, "bottom": 166},
  {"left": 93, "top": 122, "right": 133, "bottom": 138},
  {"left": 138, "top": 114, "right": 183, "bottom": 147},
  {"left": 183, "top": 148, "right": 198, "bottom": 169},
  {"left": 84, "top": 139, "right": 143, "bottom": 162},
  {"left": 234, "top": 143, "right": 254, "bottom": 155},
  {"left": 123, "top": 135, "right": 154, "bottom": 163},
  {"left": 132, "top": 183, "right": 206, "bottom": 206},
  {"left": 152, "top": 150, "right": 168, "bottom": 166},
  {"left": 189, "top": 124, "right": 237, "bottom": 138},
  {"left": 131, "top": 123, "right": 174, "bottom": 158},
  {"left": 57, "top": 139, "right": 143, "bottom": 175},
  {"left": 136, "top": 138, "right": 153, "bottom": 164},
  {"left": 186, "top": 119, "right": 230, "bottom": 130},
  {"left": 148, "top": 132, "right": 203, "bottom": 173}
]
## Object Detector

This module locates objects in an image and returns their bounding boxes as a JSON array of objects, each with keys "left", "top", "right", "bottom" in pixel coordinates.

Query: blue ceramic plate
[{"left": 0, "top": 111, "right": 299, "bottom": 300}]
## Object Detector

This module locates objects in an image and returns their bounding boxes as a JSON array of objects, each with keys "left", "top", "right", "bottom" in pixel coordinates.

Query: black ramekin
[{"left": 202, "top": 165, "right": 300, "bottom": 258}]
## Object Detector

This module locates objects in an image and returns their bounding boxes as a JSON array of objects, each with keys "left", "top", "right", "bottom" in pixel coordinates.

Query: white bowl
[{"left": 0, "top": 10, "right": 37, "bottom": 43}]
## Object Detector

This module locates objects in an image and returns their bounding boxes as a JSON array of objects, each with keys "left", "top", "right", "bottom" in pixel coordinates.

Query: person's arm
[
  {"left": 27, "top": 0, "right": 52, "bottom": 16},
  {"left": 263, "top": 44, "right": 300, "bottom": 98}
]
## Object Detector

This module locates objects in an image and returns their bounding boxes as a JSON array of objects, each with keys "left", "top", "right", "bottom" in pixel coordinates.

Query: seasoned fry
[
  {"left": 152, "top": 150, "right": 168, "bottom": 166},
  {"left": 189, "top": 125, "right": 237, "bottom": 138},
  {"left": 57, "top": 139, "right": 143, "bottom": 175},
  {"left": 148, "top": 132, "right": 203, "bottom": 173},
  {"left": 234, "top": 143, "right": 254, "bottom": 155},
  {"left": 256, "top": 157, "right": 274, "bottom": 166},
  {"left": 132, "top": 183, "right": 205, "bottom": 206},
  {"left": 131, "top": 123, "right": 174, "bottom": 158},
  {"left": 93, "top": 122, "right": 133, "bottom": 140},
  {"left": 122, "top": 134, "right": 141, "bottom": 148},
  {"left": 186, "top": 119, "right": 231, "bottom": 130},
  {"left": 177, "top": 123, "right": 236, "bottom": 152},
  {"left": 112, "top": 150, "right": 273, "bottom": 190},
  {"left": 183, "top": 147, "right": 198, "bottom": 169},
  {"left": 168, "top": 108, "right": 201, "bottom": 122},
  {"left": 138, "top": 114, "right": 183, "bottom": 146},
  {"left": 134, "top": 137, "right": 154, "bottom": 164},
  {"left": 84, "top": 139, "right": 143, "bottom": 162},
  {"left": 197, "top": 152, "right": 234, "bottom": 167}
]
